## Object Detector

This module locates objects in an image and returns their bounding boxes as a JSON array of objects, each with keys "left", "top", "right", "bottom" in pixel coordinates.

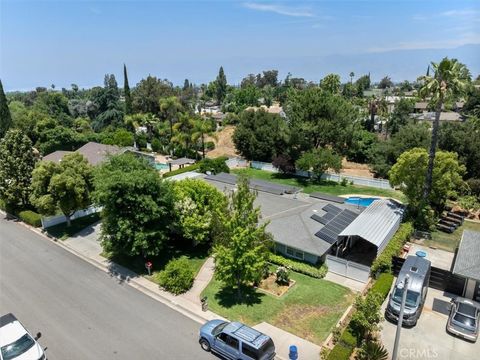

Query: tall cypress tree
[
  {"left": 123, "top": 64, "right": 133, "bottom": 115},
  {"left": 215, "top": 66, "right": 227, "bottom": 104},
  {"left": 0, "top": 79, "right": 12, "bottom": 138}
]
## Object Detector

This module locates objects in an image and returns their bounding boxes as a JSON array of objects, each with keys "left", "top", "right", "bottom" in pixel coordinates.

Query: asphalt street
[{"left": 0, "top": 216, "right": 214, "bottom": 360}]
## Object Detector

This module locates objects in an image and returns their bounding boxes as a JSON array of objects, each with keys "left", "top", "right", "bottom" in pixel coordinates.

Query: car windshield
[
  {"left": 458, "top": 303, "right": 478, "bottom": 318},
  {"left": 1, "top": 333, "right": 35, "bottom": 360},
  {"left": 453, "top": 313, "right": 477, "bottom": 330},
  {"left": 212, "top": 322, "right": 228, "bottom": 336},
  {"left": 393, "top": 288, "right": 419, "bottom": 308}
]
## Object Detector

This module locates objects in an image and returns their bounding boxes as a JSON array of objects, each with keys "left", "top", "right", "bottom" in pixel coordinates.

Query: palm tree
[
  {"left": 143, "top": 113, "right": 159, "bottom": 141},
  {"left": 356, "top": 341, "right": 388, "bottom": 360},
  {"left": 349, "top": 71, "right": 355, "bottom": 84},
  {"left": 159, "top": 96, "right": 183, "bottom": 141},
  {"left": 418, "top": 58, "right": 470, "bottom": 200},
  {"left": 192, "top": 117, "right": 217, "bottom": 159}
]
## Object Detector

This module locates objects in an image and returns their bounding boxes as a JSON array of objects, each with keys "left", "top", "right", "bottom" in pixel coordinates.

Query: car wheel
[{"left": 200, "top": 338, "right": 211, "bottom": 352}]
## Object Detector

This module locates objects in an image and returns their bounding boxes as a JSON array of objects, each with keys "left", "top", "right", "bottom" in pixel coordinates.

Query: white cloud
[
  {"left": 243, "top": 2, "right": 314, "bottom": 17},
  {"left": 413, "top": 8, "right": 479, "bottom": 21}
]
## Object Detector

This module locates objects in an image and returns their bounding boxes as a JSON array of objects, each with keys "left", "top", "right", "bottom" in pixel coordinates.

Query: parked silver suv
[
  {"left": 446, "top": 297, "right": 480, "bottom": 342},
  {"left": 199, "top": 320, "right": 275, "bottom": 360}
]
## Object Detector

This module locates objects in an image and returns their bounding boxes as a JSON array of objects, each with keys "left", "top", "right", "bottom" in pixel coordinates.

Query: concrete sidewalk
[{"left": 61, "top": 222, "right": 322, "bottom": 360}]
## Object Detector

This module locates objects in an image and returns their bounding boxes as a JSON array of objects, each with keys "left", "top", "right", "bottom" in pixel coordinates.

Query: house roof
[
  {"left": 415, "top": 102, "right": 429, "bottom": 109},
  {"left": 167, "top": 157, "right": 196, "bottom": 166},
  {"left": 339, "top": 199, "right": 404, "bottom": 253},
  {"left": 42, "top": 142, "right": 122, "bottom": 166},
  {"left": 439, "top": 112, "right": 461, "bottom": 121},
  {"left": 42, "top": 150, "right": 73, "bottom": 163},
  {"left": 452, "top": 230, "right": 480, "bottom": 281}
]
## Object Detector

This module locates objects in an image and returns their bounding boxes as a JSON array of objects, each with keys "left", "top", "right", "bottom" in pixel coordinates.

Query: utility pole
[{"left": 392, "top": 274, "right": 409, "bottom": 360}]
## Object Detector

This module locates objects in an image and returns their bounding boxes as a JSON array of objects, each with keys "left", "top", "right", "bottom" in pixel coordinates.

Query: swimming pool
[
  {"left": 344, "top": 197, "right": 379, "bottom": 207},
  {"left": 154, "top": 163, "right": 169, "bottom": 170}
]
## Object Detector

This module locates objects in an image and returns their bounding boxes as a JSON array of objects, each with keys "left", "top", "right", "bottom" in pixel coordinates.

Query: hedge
[
  {"left": 162, "top": 163, "right": 200, "bottom": 178},
  {"left": 0, "top": 198, "right": 5, "bottom": 211},
  {"left": 269, "top": 253, "right": 328, "bottom": 279},
  {"left": 18, "top": 210, "right": 42, "bottom": 227},
  {"left": 370, "top": 273, "right": 394, "bottom": 300},
  {"left": 328, "top": 327, "right": 356, "bottom": 360},
  {"left": 371, "top": 222, "right": 414, "bottom": 275},
  {"left": 157, "top": 257, "right": 195, "bottom": 295}
]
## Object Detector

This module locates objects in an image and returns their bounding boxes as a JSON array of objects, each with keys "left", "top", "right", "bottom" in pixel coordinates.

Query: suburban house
[
  {"left": 42, "top": 141, "right": 155, "bottom": 166},
  {"left": 202, "top": 172, "right": 404, "bottom": 267},
  {"left": 452, "top": 230, "right": 480, "bottom": 302}
]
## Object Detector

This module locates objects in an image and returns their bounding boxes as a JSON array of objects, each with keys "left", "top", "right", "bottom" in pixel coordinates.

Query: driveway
[
  {"left": 380, "top": 286, "right": 479, "bottom": 360},
  {"left": 63, "top": 221, "right": 103, "bottom": 258}
]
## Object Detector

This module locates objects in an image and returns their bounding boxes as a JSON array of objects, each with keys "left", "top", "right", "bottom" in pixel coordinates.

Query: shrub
[
  {"left": 458, "top": 195, "right": 480, "bottom": 211},
  {"left": 339, "top": 327, "right": 357, "bottom": 348},
  {"left": 18, "top": 210, "right": 42, "bottom": 227},
  {"left": 0, "top": 198, "right": 5, "bottom": 211},
  {"left": 272, "top": 154, "right": 296, "bottom": 174},
  {"left": 205, "top": 141, "right": 215, "bottom": 151},
  {"left": 269, "top": 253, "right": 328, "bottom": 278},
  {"left": 151, "top": 138, "right": 162, "bottom": 153},
  {"left": 350, "top": 292, "right": 384, "bottom": 340},
  {"left": 198, "top": 156, "right": 229, "bottom": 175},
  {"left": 157, "top": 256, "right": 195, "bottom": 295},
  {"left": 371, "top": 222, "right": 413, "bottom": 275},
  {"left": 370, "top": 273, "right": 394, "bottom": 300},
  {"left": 163, "top": 163, "right": 200, "bottom": 178},
  {"left": 340, "top": 177, "right": 348, "bottom": 187},
  {"left": 355, "top": 340, "right": 388, "bottom": 360},
  {"left": 466, "top": 178, "right": 480, "bottom": 199},
  {"left": 275, "top": 266, "right": 290, "bottom": 285}
]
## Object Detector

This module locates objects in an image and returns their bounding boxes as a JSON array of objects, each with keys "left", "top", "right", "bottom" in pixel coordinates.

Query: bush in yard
[
  {"left": 198, "top": 156, "right": 229, "bottom": 175},
  {"left": 369, "top": 273, "right": 394, "bottom": 300},
  {"left": 275, "top": 266, "right": 290, "bottom": 285},
  {"left": 370, "top": 222, "right": 413, "bottom": 275},
  {"left": 163, "top": 163, "right": 200, "bottom": 178},
  {"left": 466, "top": 178, "right": 480, "bottom": 199},
  {"left": 158, "top": 257, "right": 195, "bottom": 295},
  {"left": 355, "top": 340, "right": 388, "bottom": 360},
  {"left": 269, "top": 253, "right": 327, "bottom": 278},
  {"left": 18, "top": 210, "right": 42, "bottom": 227},
  {"left": 327, "top": 326, "right": 357, "bottom": 360},
  {"left": 350, "top": 292, "right": 384, "bottom": 340}
]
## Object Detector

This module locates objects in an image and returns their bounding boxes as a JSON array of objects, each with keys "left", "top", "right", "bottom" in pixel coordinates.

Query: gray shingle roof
[{"left": 453, "top": 230, "right": 480, "bottom": 281}]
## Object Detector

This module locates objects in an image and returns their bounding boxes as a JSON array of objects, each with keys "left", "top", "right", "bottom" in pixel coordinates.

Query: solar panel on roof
[
  {"left": 322, "top": 204, "right": 342, "bottom": 215},
  {"left": 311, "top": 214, "right": 323, "bottom": 223},
  {"left": 314, "top": 209, "right": 359, "bottom": 245}
]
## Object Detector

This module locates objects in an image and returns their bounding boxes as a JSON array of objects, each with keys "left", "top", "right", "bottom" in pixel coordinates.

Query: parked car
[
  {"left": 199, "top": 320, "right": 275, "bottom": 360},
  {"left": 385, "top": 255, "right": 431, "bottom": 327},
  {"left": 0, "top": 313, "right": 46, "bottom": 360},
  {"left": 446, "top": 297, "right": 480, "bottom": 342}
]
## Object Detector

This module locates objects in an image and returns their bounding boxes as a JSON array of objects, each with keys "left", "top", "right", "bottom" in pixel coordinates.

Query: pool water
[
  {"left": 154, "top": 163, "right": 169, "bottom": 170},
  {"left": 344, "top": 197, "right": 379, "bottom": 207}
]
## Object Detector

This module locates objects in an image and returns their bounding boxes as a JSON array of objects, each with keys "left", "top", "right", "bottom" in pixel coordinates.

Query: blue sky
[{"left": 1, "top": 0, "right": 479, "bottom": 90}]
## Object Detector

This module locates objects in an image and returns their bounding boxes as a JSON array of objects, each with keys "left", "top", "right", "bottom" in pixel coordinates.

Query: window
[
  {"left": 217, "top": 333, "right": 239, "bottom": 350},
  {"left": 242, "top": 343, "right": 258, "bottom": 360},
  {"left": 286, "top": 246, "right": 304, "bottom": 260}
]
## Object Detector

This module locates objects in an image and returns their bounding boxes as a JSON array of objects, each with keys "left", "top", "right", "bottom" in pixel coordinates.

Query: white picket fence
[
  {"left": 41, "top": 206, "right": 102, "bottom": 229},
  {"left": 250, "top": 160, "right": 393, "bottom": 190},
  {"left": 226, "top": 157, "right": 248, "bottom": 168}
]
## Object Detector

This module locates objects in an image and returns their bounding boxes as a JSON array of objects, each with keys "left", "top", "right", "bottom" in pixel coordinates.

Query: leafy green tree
[
  {"left": 233, "top": 109, "right": 288, "bottom": 161},
  {"left": 93, "top": 153, "right": 174, "bottom": 257},
  {"left": 378, "top": 76, "right": 393, "bottom": 89},
  {"left": 192, "top": 118, "right": 217, "bottom": 158},
  {"left": 418, "top": 58, "right": 470, "bottom": 201},
  {"left": 213, "top": 176, "right": 271, "bottom": 299},
  {"left": 30, "top": 153, "right": 93, "bottom": 226},
  {"left": 91, "top": 74, "right": 124, "bottom": 130},
  {"left": 223, "top": 85, "right": 260, "bottom": 113},
  {"left": 285, "top": 87, "right": 356, "bottom": 154},
  {"left": 389, "top": 148, "right": 465, "bottom": 212},
  {"left": 173, "top": 178, "right": 226, "bottom": 245},
  {"left": 355, "top": 74, "right": 371, "bottom": 94},
  {"left": 320, "top": 74, "right": 341, "bottom": 94},
  {"left": 159, "top": 96, "right": 183, "bottom": 140},
  {"left": 215, "top": 66, "right": 228, "bottom": 104},
  {"left": 438, "top": 119, "right": 480, "bottom": 178},
  {"left": 346, "top": 129, "right": 378, "bottom": 163},
  {"left": 388, "top": 98, "right": 414, "bottom": 134},
  {"left": 123, "top": 64, "right": 132, "bottom": 115},
  {"left": 350, "top": 293, "right": 383, "bottom": 340},
  {"left": 171, "top": 113, "right": 195, "bottom": 155},
  {"left": 132, "top": 75, "right": 175, "bottom": 114},
  {"left": 296, "top": 148, "right": 342, "bottom": 180},
  {"left": 0, "top": 79, "right": 12, "bottom": 138},
  {"left": 462, "top": 85, "right": 480, "bottom": 118},
  {"left": 101, "top": 128, "right": 134, "bottom": 147},
  {"left": 349, "top": 71, "right": 355, "bottom": 84},
  {"left": 198, "top": 157, "right": 230, "bottom": 175},
  {"left": 0, "top": 130, "right": 36, "bottom": 208},
  {"left": 36, "top": 125, "right": 85, "bottom": 155}
]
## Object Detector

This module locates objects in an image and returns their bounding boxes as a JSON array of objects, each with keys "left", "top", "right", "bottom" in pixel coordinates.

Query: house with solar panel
[{"left": 203, "top": 172, "right": 405, "bottom": 283}]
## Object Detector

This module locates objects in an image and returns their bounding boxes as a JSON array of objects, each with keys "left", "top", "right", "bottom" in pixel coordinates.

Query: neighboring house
[
  {"left": 452, "top": 230, "right": 480, "bottom": 302},
  {"left": 245, "top": 105, "right": 286, "bottom": 118},
  {"left": 42, "top": 141, "right": 155, "bottom": 166},
  {"left": 412, "top": 111, "right": 462, "bottom": 123}
]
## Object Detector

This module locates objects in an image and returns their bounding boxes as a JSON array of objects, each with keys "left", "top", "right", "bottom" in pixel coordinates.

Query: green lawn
[
  {"left": 425, "top": 220, "right": 480, "bottom": 252},
  {"left": 107, "top": 242, "right": 209, "bottom": 284},
  {"left": 201, "top": 271, "right": 354, "bottom": 345},
  {"left": 231, "top": 168, "right": 405, "bottom": 202},
  {"left": 45, "top": 213, "right": 101, "bottom": 240}
]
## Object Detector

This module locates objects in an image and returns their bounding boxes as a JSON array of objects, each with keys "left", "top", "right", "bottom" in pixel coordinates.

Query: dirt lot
[{"left": 206, "top": 125, "right": 238, "bottom": 158}]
